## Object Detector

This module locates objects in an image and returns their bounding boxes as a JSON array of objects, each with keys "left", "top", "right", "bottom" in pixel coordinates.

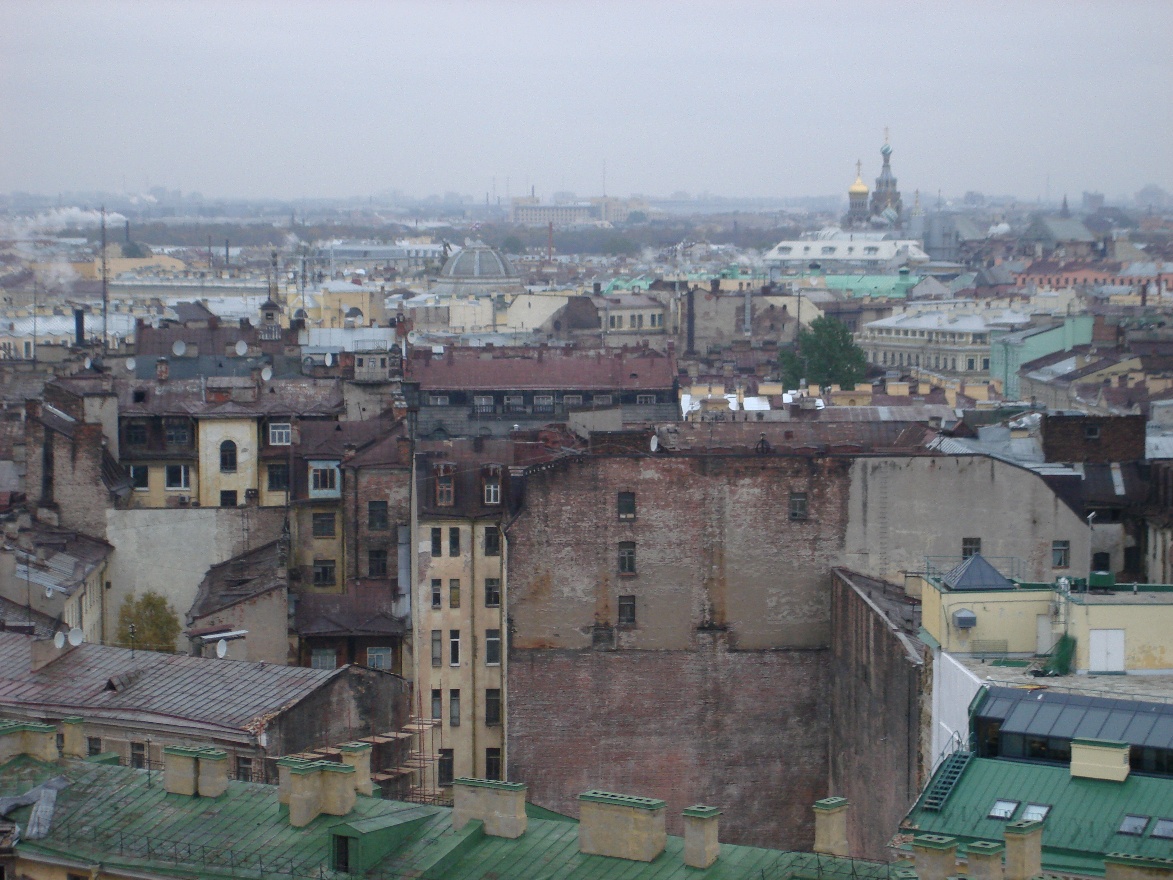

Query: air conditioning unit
[
  {"left": 952, "top": 608, "right": 977, "bottom": 630},
  {"left": 245, "top": 488, "right": 259, "bottom": 500},
  {"left": 177, "top": 495, "right": 190, "bottom": 506}
]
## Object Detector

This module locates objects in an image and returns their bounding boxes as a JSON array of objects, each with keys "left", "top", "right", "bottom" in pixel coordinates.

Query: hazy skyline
[{"left": 2, "top": 1, "right": 1171, "bottom": 204}]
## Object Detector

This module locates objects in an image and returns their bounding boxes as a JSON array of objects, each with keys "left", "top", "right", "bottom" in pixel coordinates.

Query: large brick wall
[
  {"left": 507, "top": 640, "right": 829, "bottom": 849},
  {"left": 828, "top": 569, "right": 926, "bottom": 860},
  {"left": 504, "top": 453, "right": 851, "bottom": 847}
]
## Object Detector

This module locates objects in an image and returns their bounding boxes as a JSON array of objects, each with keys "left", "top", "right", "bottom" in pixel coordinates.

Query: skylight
[
  {"left": 1152, "top": 818, "right": 1173, "bottom": 840},
  {"left": 1022, "top": 804, "right": 1051, "bottom": 823},
  {"left": 988, "top": 799, "right": 1019, "bottom": 820},
  {"left": 1118, "top": 815, "right": 1150, "bottom": 836}
]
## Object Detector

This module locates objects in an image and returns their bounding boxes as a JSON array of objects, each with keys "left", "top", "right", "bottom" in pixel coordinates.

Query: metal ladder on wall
[{"left": 920, "top": 748, "right": 972, "bottom": 812}]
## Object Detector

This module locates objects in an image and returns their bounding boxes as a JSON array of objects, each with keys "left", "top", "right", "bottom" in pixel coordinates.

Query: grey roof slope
[
  {"left": 942, "top": 553, "right": 1015, "bottom": 591},
  {"left": 0, "top": 630, "right": 341, "bottom": 733},
  {"left": 187, "top": 539, "right": 286, "bottom": 622}
]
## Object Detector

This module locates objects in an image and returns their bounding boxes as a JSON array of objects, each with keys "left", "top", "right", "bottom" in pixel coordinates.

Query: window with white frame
[
  {"left": 311, "top": 648, "right": 337, "bottom": 669},
  {"left": 165, "top": 464, "right": 190, "bottom": 490},
  {"left": 269, "top": 422, "right": 292, "bottom": 445},
  {"left": 366, "top": 646, "right": 392, "bottom": 670}
]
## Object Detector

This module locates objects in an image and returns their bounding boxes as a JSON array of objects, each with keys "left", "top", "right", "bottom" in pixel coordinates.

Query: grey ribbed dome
[{"left": 440, "top": 243, "right": 518, "bottom": 280}]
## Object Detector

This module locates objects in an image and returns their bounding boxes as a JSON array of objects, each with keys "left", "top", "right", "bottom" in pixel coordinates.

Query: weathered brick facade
[
  {"left": 24, "top": 399, "right": 111, "bottom": 538},
  {"left": 505, "top": 453, "right": 853, "bottom": 847}
]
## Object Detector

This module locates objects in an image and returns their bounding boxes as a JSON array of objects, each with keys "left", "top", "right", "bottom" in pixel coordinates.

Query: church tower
[
  {"left": 843, "top": 160, "right": 870, "bottom": 228},
  {"left": 869, "top": 130, "right": 903, "bottom": 226}
]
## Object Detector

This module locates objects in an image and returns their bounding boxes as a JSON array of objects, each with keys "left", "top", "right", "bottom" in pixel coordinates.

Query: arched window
[{"left": 220, "top": 439, "right": 237, "bottom": 473}]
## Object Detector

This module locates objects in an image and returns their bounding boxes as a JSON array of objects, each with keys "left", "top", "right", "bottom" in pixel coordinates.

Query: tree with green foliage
[
  {"left": 116, "top": 591, "right": 181, "bottom": 653},
  {"left": 778, "top": 315, "right": 868, "bottom": 391},
  {"left": 501, "top": 235, "right": 524, "bottom": 255},
  {"left": 120, "top": 241, "right": 151, "bottom": 258}
]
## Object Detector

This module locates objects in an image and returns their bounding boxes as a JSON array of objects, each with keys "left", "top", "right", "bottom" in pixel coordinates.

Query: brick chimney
[
  {"left": 280, "top": 758, "right": 356, "bottom": 827},
  {"left": 966, "top": 840, "right": 1005, "bottom": 880},
  {"left": 338, "top": 742, "right": 373, "bottom": 796},
  {"left": 61, "top": 717, "right": 86, "bottom": 758},
  {"left": 577, "top": 790, "right": 666, "bottom": 862},
  {"left": 1003, "top": 819, "right": 1043, "bottom": 880},
  {"left": 452, "top": 778, "right": 527, "bottom": 838},
  {"left": 912, "top": 834, "right": 959, "bottom": 880},
  {"left": 682, "top": 805, "right": 721, "bottom": 869},
  {"left": 0, "top": 720, "right": 57, "bottom": 763},
  {"left": 812, "top": 797, "right": 850, "bottom": 857},
  {"left": 1105, "top": 853, "right": 1173, "bottom": 880}
]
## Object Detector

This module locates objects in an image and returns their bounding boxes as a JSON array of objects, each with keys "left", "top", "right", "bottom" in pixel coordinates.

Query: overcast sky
[{"left": 2, "top": 0, "right": 1170, "bottom": 203}]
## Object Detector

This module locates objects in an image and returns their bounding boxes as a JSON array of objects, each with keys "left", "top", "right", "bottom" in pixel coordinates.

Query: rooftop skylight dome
[{"left": 429, "top": 240, "right": 525, "bottom": 297}]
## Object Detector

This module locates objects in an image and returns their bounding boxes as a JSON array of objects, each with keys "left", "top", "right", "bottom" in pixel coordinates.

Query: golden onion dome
[{"left": 849, "top": 174, "right": 869, "bottom": 195}]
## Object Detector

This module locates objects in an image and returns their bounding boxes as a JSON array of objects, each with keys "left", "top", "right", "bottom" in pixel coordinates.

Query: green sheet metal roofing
[
  {"left": 1, "top": 755, "right": 903, "bottom": 880},
  {"left": 903, "top": 756, "right": 1173, "bottom": 875}
]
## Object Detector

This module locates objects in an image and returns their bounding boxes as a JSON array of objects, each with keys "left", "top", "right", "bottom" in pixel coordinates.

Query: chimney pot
[
  {"left": 812, "top": 797, "right": 850, "bottom": 857},
  {"left": 912, "top": 834, "right": 959, "bottom": 880},
  {"left": 577, "top": 790, "right": 666, "bottom": 862},
  {"left": 453, "top": 778, "right": 528, "bottom": 838},
  {"left": 1003, "top": 820, "right": 1043, "bottom": 880}
]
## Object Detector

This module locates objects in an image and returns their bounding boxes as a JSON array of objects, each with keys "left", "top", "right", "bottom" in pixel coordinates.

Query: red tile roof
[{"left": 406, "top": 346, "right": 676, "bottom": 392}]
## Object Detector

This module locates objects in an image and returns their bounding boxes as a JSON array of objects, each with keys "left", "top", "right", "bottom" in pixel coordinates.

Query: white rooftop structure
[
  {"left": 765, "top": 228, "right": 929, "bottom": 269},
  {"left": 864, "top": 308, "right": 1032, "bottom": 334}
]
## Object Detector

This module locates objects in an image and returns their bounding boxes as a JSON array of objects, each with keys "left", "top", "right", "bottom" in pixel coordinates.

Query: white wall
[
  {"left": 930, "top": 649, "right": 983, "bottom": 769},
  {"left": 104, "top": 507, "right": 284, "bottom": 650}
]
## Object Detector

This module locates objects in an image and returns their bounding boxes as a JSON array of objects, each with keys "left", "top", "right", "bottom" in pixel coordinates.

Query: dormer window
[{"left": 435, "top": 463, "right": 455, "bottom": 506}]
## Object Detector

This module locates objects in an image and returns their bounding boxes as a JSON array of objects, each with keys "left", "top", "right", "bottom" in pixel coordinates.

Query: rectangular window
[
  {"left": 130, "top": 742, "right": 145, "bottom": 769},
  {"left": 1021, "top": 804, "right": 1051, "bottom": 823},
  {"left": 431, "top": 630, "right": 442, "bottom": 667},
  {"left": 164, "top": 421, "right": 189, "bottom": 445},
  {"left": 563, "top": 394, "right": 583, "bottom": 407},
  {"left": 219, "top": 490, "right": 237, "bottom": 508},
  {"left": 312, "top": 559, "right": 336, "bottom": 585},
  {"left": 636, "top": 394, "right": 656, "bottom": 405},
  {"left": 368, "top": 500, "right": 389, "bottom": 530},
  {"left": 988, "top": 799, "right": 1019, "bottom": 819},
  {"left": 473, "top": 395, "right": 494, "bottom": 414},
  {"left": 450, "top": 629, "right": 460, "bottom": 666},
  {"left": 484, "top": 578, "right": 501, "bottom": 607},
  {"left": 484, "top": 527, "right": 501, "bottom": 556},
  {"left": 366, "top": 646, "right": 391, "bottom": 669},
  {"left": 435, "top": 464, "right": 454, "bottom": 505},
  {"left": 484, "top": 478, "right": 501, "bottom": 505},
  {"left": 449, "top": 578, "right": 461, "bottom": 608},
  {"left": 429, "top": 395, "right": 449, "bottom": 406},
  {"left": 431, "top": 527, "right": 442, "bottom": 556},
  {"left": 1118, "top": 815, "right": 1150, "bottom": 836},
  {"left": 267, "top": 462, "right": 289, "bottom": 491},
  {"left": 962, "top": 537, "right": 981, "bottom": 559},
  {"left": 126, "top": 422, "right": 147, "bottom": 445},
  {"left": 130, "top": 465, "right": 149, "bottom": 490},
  {"left": 594, "top": 394, "right": 612, "bottom": 406},
  {"left": 449, "top": 689, "right": 461, "bottom": 727},
  {"left": 1052, "top": 540, "right": 1070, "bottom": 569},
  {"left": 504, "top": 394, "right": 524, "bottom": 412},
  {"left": 310, "top": 648, "right": 337, "bottom": 669},
  {"left": 533, "top": 394, "right": 554, "bottom": 413},
  {"left": 449, "top": 527, "right": 460, "bottom": 557},
  {"left": 87, "top": 736, "right": 102, "bottom": 757},
  {"left": 368, "top": 549, "right": 388, "bottom": 577},
  {"left": 236, "top": 755, "right": 253, "bottom": 781},
  {"left": 982, "top": 357, "right": 991, "bottom": 371},
  {"left": 618, "top": 541, "right": 636, "bottom": 575},
  {"left": 431, "top": 688, "right": 442, "bottom": 720},
  {"left": 311, "top": 467, "right": 337, "bottom": 491},
  {"left": 438, "top": 749, "right": 454, "bottom": 786},
  {"left": 485, "top": 688, "right": 502, "bottom": 726},
  {"left": 431, "top": 578, "right": 442, "bottom": 609},
  {"left": 485, "top": 747, "right": 502, "bottom": 781},
  {"left": 618, "top": 595, "right": 636, "bottom": 626},
  {"left": 485, "top": 628, "right": 501, "bottom": 665},
  {"left": 165, "top": 464, "right": 190, "bottom": 489},
  {"left": 1152, "top": 818, "right": 1173, "bottom": 839},
  {"left": 967, "top": 358, "right": 976, "bottom": 371},
  {"left": 618, "top": 491, "right": 636, "bottom": 521},
  {"left": 312, "top": 512, "right": 336, "bottom": 537},
  {"left": 269, "top": 422, "right": 292, "bottom": 445},
  {"left": 789, "top": 492, "right": 808, "bottom": 521}
]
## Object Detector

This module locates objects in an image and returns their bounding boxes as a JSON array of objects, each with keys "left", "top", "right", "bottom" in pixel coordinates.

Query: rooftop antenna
[{"left": 100, "top": 206, "right": 108, "bottom": 352}]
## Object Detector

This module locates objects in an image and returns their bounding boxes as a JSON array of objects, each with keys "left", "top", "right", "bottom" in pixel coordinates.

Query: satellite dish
[
  {"left": 44, "top": 585, "right": 54, "bottom": 599},
  {"left": 215, "top": 638, "right": 228, "bottom": 659},
  {"left": 650, "top": 435, "right": 659, "bottom": 452},
  {"left": 235, "top": 339, "right": 248, "bottom": 356},
  {"left": 261, "top": 365, "right": 273, "bottom": 382},
  {"left": 68, "top": 628, "right": 84, "bottom": 646},
  {"left": 324, "top": 352, "right": 333, "bottom": 366},
  {"left": 172, "top": 340, "right": 187, "bottom": 357},
  {"left": 53, "top": 631, "right": 66, "bottom": 649},
  {"left": 84, "top": 357, "right": 92, "bottom": 370},
  {"left": 125, "top": 357, "right": 136, "bottom": 371}
]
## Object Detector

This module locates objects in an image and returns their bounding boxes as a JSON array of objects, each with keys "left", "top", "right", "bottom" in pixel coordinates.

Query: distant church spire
[{"left": 1060, "top": 194, "right": 1070, "bottom": 217}]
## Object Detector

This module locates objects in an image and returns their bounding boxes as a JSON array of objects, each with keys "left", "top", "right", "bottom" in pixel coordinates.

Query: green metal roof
[
  {"left": 3, "top": 755, "right": 902, "bottom": 880},
  {"left": 819, "top": 274, "right": 920, "bottom": 299},
  {"left": 903, "top": 757, "right": 1173, "bottom": 875}
]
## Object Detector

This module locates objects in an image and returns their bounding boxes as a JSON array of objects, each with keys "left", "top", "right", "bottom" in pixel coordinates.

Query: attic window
[
  {"left": 132, "top": 389, "right": 147, "bottom": 403},
  {"left": 1118, "top": 815, "right": 1149, "bottom": 836},
  {"left": 1152, "top": 818, "right": 1173, "bottom": 839},
  {"left": 1021, "top": 804, "right": 1051, "bottom": 823},
  {"left": 988, "top": 799, "right": 1019, "bottom": 820}
]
